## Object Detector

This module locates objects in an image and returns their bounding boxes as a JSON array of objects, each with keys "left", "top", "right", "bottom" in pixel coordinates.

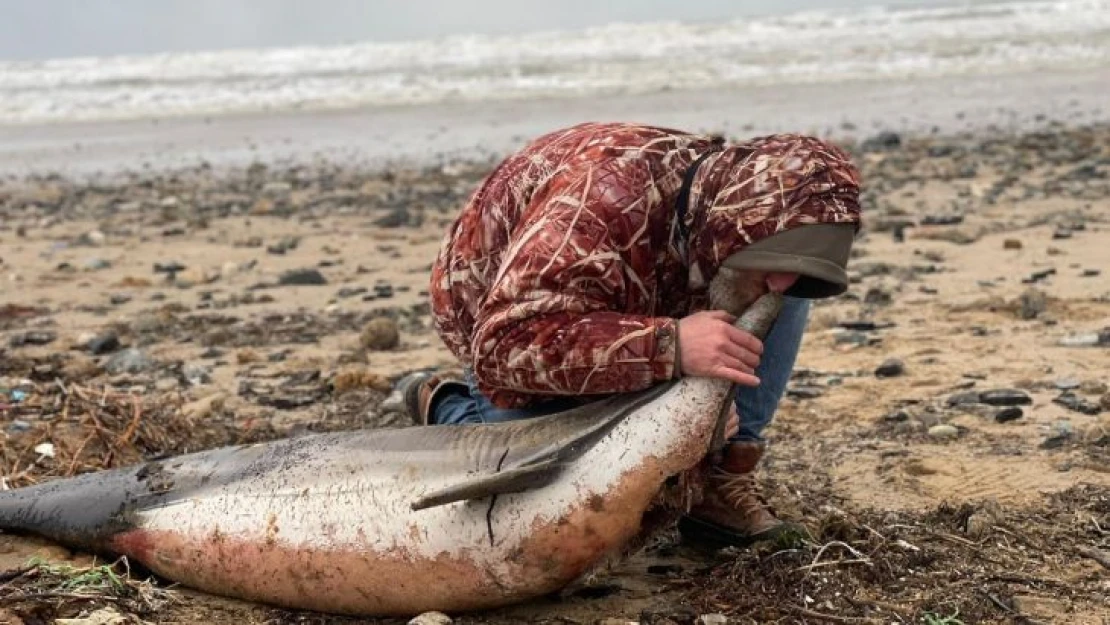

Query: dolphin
[{"left": 0, "top": 293, "right": 784, "bottom": 617}]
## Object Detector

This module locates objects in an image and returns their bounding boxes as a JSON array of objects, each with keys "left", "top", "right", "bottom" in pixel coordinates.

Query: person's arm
[{"left": 469, "top": 158, "right": 680, "bottom": 398}]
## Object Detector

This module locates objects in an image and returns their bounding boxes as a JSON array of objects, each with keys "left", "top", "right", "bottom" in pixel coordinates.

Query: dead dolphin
[{"left": 0, "top": 293, "right": 784, "bottom": 617}]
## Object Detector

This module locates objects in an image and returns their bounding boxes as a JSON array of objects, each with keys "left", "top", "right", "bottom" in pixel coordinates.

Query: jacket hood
[{"left": 681, "top": 134, "right": 863, "bottom": 297}]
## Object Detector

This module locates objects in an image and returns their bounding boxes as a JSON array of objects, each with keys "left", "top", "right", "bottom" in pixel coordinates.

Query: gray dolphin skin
[{"left": 0, "top": 293, "right": 784, "bottom": 617}]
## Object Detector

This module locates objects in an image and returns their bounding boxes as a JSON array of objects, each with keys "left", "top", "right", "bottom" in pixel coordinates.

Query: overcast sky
[{"left": 0, "top": 0, "right": 957, "bottom": 61}]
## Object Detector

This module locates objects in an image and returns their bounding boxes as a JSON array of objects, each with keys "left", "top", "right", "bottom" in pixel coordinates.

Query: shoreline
[{"left": 1, "top": 67, "right": 1107, "bottom": 180}]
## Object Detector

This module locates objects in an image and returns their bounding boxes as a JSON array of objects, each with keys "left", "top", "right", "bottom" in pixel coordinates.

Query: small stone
[
  {"left": 697, "top": 615, "right": 729, "bottom": 625},
  {"left": 9, "top": 331, "right": 57, "bottom": 347},
  {"left": 86, "top": 332, "right": 121, "bottom": 355},
  {"left": 154, "top": 378, "right": 178, "bottom": 392},
  {"left": 7, "top": 420, "right": 31, "bottom": 433},
  {"left": 1054, "top": 376, "right": 1081, "bottom": 390},
  {"left": 979, "top": 389, "right": 1033, "bottom": 406},
  {"left": 883, "top": 409, "right": 910, "bottom": 423},
  {"left": 183, "top": 363, "right": 213, "bottom": 386},
  {"left": 1017, "top": 288, "right": 1046, "bottom": 320},
  {"left": 278, "top": 268, "right": 327, "bottom": 286},
  {"left": 1003, "top": 239, "right": 1023, "bottom": 250},
  {"left": 1081, "top": 268, "right": 1101, "bottom": 277},
  {"left": 199, "top": 347, "right": 224, "bottom": 359},
  {"left": 964, "top": 510, "right": 996, "bottom": 539},
  {"left": 360, "top": 317, "right": 400, "bottom": 351},
  {"left": 786, "top": 385, "right": 825, "bottom": 399},
  {"left": 1053, "top": 391, "right": 1102, "bottom": 415},
  {"left": 1058, "top": 332, "right": 1102, "bottom": 347},
  {"left": 109, "top": 293, "right": 132, "bottom": 305},
  {"left": 834, "top": 330, "right": 869, "bottom": 347},
  {"left": 947, "top": 390, "right": 982, "bottom": 407},
  {"left": 1101, "top": 393, "right": 1110, "bottom": 411},
  {"left": 104, "top": 348, "right": 156, "bottom": 374},
  {"left": 1021, "top": 268, "right": 1056, "bottom": 284},
  {"left": 337, "top": 287, "right": 367, "bottom": 299},
  {"left": 262, "top": 181, "right": 293, "bottom": 198},
  {"left": 373, "top": 207, "right": 411, "bottom": 228},
  {"left": 922, "top": 214, "right": 963, "bottom": 226},
  {"left": 928, "top": 424, "right": 960, "bottom": 439},
  {"left": 374, "top": 282, "right": 395, "bottom": 298},
  {"left": 82, "top": 230, "right": 106, "bottom": 246},
  {"left": 267, "top": 235, "right": 300, "bottom": 255},
  {"left": 861, "top": 130, "right": 902, "bottom": 151},
  {"left": 875, "top": 358, "right": 905, "bottom": 378},
  {"left": 153, "top": 261, "right": 186, "bottom": 276},
  {"left": 407, "top": 612, "right": 452, "bottom": 625},
  {"left": 1052, "top": 227, "right": 1072, "bottom": 240},
  {"left": 994, "top": 407, "right": 1024, "bottom": 423},
  {"left": 1041, "top": 421, "right": 1074, "bottom": 449},
  {"left": 83, "top": 257, "right": 111, "bottom": 271},
  {"left": 864, "top": 287, "right": 892, "bottom": 306},
  {"left": 1080, "top": 380, "right": 1108, "bottom": 395}
]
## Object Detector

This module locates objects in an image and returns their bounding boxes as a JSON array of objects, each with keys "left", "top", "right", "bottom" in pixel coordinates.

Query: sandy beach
[{"left": 1, "top": 66, "right": 1109, "bottom": 624}]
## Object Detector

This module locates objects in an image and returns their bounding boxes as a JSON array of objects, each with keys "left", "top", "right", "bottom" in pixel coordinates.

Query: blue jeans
[{"left": 430, "top": 297, "right": 810, "bottom": 443}]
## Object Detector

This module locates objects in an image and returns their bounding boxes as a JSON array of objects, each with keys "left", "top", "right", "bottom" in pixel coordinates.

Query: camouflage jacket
[{"left": 429, "top": 122, "right": 861, "bottom": 408}]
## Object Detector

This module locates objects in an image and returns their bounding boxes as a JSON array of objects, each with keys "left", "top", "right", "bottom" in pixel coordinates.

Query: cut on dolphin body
[{"left": 0, "top": 293, "right": 784, "bottom": 617}]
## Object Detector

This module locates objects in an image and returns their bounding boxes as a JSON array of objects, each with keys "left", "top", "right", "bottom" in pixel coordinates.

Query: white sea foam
[{"left": 1, "top": 0, "right": 1107, "bottom": 125}]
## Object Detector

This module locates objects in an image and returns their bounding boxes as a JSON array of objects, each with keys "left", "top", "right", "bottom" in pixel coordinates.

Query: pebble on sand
[
  {"left": 278, "top": 268, "right": 328, "bottom": 286},
  {"left": 360, "top": 317, "right": 401, "bottom": 351},
  {"left": 104, "top": 348, "right": 156, "bottom": 374},
  {"left": 875, "top": 357, "right": 905, "bottom": 378},
  {"left": 928, "top": 424, "right": 960, "bottom": 439}
]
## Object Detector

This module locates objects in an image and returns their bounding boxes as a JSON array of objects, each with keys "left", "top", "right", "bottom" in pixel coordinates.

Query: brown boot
[
  {"left": 678, "top": 440, "right": 801, "bottom": 549},
  {"left": 382, "top": 370, "right": 466, "bottom": 425}
]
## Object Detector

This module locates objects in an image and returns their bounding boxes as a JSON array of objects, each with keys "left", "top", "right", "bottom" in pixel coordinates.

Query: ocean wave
[{"left": 1, "top": 0, "right": 1108, "bottom": 124}]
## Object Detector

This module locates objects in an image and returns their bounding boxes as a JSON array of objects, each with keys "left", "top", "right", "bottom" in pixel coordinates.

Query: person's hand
[{"left": 676, "top": 310, "right": 763, "bottom": 387}]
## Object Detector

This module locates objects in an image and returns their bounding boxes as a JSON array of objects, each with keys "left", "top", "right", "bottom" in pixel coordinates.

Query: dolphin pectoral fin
[
  {"left": 410, "top": 381, "right": 680, "bottom": 511},
  {"left": 410, "top": 458, "right": 562, "bottom": 511}
]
